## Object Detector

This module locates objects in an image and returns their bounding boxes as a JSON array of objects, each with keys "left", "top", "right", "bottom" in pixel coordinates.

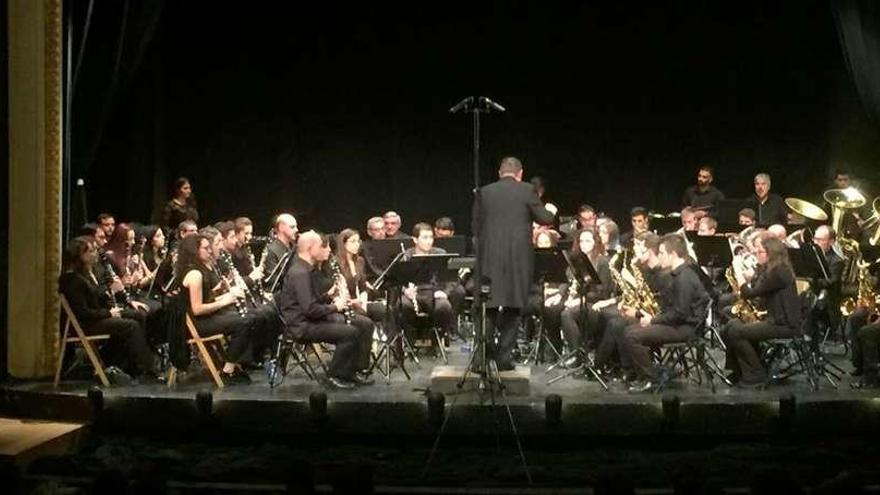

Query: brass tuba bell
[{"left": 823, "top": 187, "right": 866, "bottom": 238}]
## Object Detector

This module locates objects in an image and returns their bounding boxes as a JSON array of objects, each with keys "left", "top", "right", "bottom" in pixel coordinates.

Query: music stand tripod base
[{"left": 430, "top": 364, "right": 531, "bottom": 396}]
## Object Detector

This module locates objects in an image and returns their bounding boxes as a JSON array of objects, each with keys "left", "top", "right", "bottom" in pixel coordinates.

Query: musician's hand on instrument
[
  {"left": 130, "top": 301, "right": 149, "bottom": 312},
  {"left": 621, "top": 306, "right": 637, "bottom": 319},
  {"left": 639, "top": 314, "right": 652, "bottom": 327},
  {"left": 349, "top": 297, "right": 365, "bottom": 311},
  {"left": 333, "top": 297, "right": 347, "bottom": 312},
  {"left": 564, "top": 297, "right": 580, "bottom": 309},
  {"left": 592, "top": 299, "right": 614, "bottom": 311},
  {"left": 249, "top": 267, "right": 263, "bottom": 281},
  {"left": 327, "top": 284, "right": 339, "bottom": 298},
  {"left": 110, "top": 277, "right": 124, "bottom": 293},
  {"left": 228, "top": 286, "right": 246, "bottom": 300},
  {"left": 544, "top": 202, "right": 558, "bottom": 216},
  {"left": 403, "top": 285, "right": 417, "bottom": 301},
  {"left": 434, "top": 290, "right": 447, "bottom": 299},
  {"left": 216, "top": 292, "right": 237, "bottom": 306},
  {"left": 544, "top": 293, "right": 562, "bottom": 307},
  {"left": 109, "top": 307, "right": 123, "bottom": 318}
]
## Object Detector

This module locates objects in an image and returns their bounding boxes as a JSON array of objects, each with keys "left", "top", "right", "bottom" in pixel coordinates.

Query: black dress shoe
[
  {"left": 327, "top": 376, "right": 356, "bottom": 389},
  {"left": 352, "top": 373, "right": 375, "bottom": 386},
  {"left": 221, "top": 370, "right": 251, "bottom": 386}
]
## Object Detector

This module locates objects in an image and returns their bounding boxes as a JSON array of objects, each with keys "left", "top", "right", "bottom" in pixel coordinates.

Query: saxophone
[
  {"left": 328, "top": 256, "right": 354, "bottom": 325},
  {"left": 630, "top": 262, "right": 659, "bottom": 317},
  {"left": 725, "top": 266, "right": 765, "bottom": 324},
  {"left": 840, "top": 260, "right": 880, "bottom": 322},
  {"left": 609, "top": 251, "right": 639, "bottom": 309}
]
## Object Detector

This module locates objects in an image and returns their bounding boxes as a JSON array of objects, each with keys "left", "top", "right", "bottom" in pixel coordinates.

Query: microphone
[
  {"left": 449, "top": 96, "right": 474, "bottom": 113},
  {"left": 480, "top": 96, "right": 506, "bottom": 112}
]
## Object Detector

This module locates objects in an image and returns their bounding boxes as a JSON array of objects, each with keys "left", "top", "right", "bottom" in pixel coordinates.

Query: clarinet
[
  {"left": 244, "top": 244, "right": 266, "bottom": 304},
  {"left": 217, "top": 252, "right": 249, "bottom": 318},
  {"left": 99, "top": 251, "right": 132, "bottom": 307},
  {"left": 328, "top": 256, "right": 354, "bottom": 325}
]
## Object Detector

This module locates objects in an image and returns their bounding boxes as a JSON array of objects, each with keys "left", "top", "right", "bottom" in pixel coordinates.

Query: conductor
[{"left": 476, "top": 157, "right": 556, "bottom": 370}]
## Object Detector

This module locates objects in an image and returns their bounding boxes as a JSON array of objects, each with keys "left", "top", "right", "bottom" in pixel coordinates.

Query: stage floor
[{"left": 2, "top": 342, "right": 878, "bottom": 438}]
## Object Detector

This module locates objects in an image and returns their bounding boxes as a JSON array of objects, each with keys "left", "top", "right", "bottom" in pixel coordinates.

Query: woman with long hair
[
  {"left": 105, "top": 223, "right": 153, "bottom": 299},
  {"left": 162, "top": 177, "right": 199, "bottom": 234},
  {"left": 175, "top": 234, "right": 254, "bottom": 385},
  {"left": 722, "top": 237, "right": 802, "bottom": 386},
  {"left": 335, "top": 229, "right": 386, "bottom": 324},
  {"left": 58, "top": 236, "right": 157, "bottom": 381},
  {"left": 558, "top": 228, "right": 613, "bottom": 364}
]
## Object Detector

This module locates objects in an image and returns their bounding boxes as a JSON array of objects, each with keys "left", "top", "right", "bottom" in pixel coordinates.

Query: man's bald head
[
  {"left": 767, "top": 224, "right": 787, "bottom": 241},
  {"left": 275, "top": 213, "right": 299, "bottom": 244},
  {"left": 297, "top": 230, "right": 321, "bottom": 255}
]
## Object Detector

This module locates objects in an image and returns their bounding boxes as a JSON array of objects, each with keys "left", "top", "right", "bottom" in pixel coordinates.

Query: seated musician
[
  {"left": 595, "top": 232, "right": 670, "bottom": 375},
  {"left": 560, "top": 204, "right": 598, "bottom": 239},
  {"left": 215, "top": 222, "right": 281, "bottom": 361},
  {"left": 598, "top": 218, "right": 621, "bottom": 255},
  {"left": 743, "top": 173, "right": 788, "bottom": 227},
  {"left": 622, "top": 234, "right": 710, "bottom": 392},
  {"left": 230, "top": 217, "right": 262, "bottom": 285},
  {"left": 680, "top": 207, "right": 699, "bottom": 232},
  {"left": 105, "top": 223, "right": 154, "bottom": 302},
  {"left": 383, "top": 211, "right": 408, "bottom": 240},
  {"left": 140, "top": 225, "right": 167, "bottom": 294},
  {"left": 738, "top": 208, "right": 757, "bottom": 228},
  {"left": 433, "top": 217, "right": 456, "bottom": 238},
  {"left": 807, "top": 225, "right": 845, "bottom": 335},
  {"left": 336, "top": 228, "right": 386, "bottom": 325},
  {"left": 847, "top": 277, "right": 880, "bottom": 389},
  {"left": 176, "top": 231, "right": 258, "bottom": 385},
  {"left": 721, "top": 237, "right": 802, "bottom": 386},
  {"left": 400, "top": 222, "right": 456, "bottom": 341},
  {"left": 697, "top": 216, "right": 717, "bottom": 236},
  {"left": 277, "top": 231, "right": 374, "bottom": 389},
  {"left": 555, "top": 228, "right": 613, "bottom": 365},
  {"left": 619, "top": 207, "right": 650, "bottom": 249},
  {"left": 260, "top": 213, "right": 298, "bottom": 292},
  {"left": 59, "top": 236, "right": 158, "bottom": 383}
]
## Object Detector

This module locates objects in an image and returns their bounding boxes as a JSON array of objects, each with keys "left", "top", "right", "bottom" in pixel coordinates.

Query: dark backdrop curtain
[
  {"left": 69, "top": 0, "right": 165, "bottom": 227},
  {"left": 833, "top": 0, "right": 880, "bottom": 125}
]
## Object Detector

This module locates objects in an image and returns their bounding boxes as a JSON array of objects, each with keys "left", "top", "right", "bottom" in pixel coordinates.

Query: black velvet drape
[{"left": 832, "top": 0, "right": 880, "bottom": 125}]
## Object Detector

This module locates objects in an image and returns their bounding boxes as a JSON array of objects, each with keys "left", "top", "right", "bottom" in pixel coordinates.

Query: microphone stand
[{"left": 423, "top": 96, "right": 531, "bottom": 484}]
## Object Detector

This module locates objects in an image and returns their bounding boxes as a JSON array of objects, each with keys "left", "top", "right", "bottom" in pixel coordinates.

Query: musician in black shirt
[
  {"left": 722, "top": 237, "right": 802, "bottom": 386},
  {"left": 742, "top": 173, "right": 788, "bottom": 227},
  {"left": 162, "top": 177, "right": 199, "bottom": 234},
  {"left": 259, "top": 213, "right": 298, "bottom": 291},
  {"left": 177, "top": 234, "right": 256, "bottom": 385},
  {"left": 277, "top": 231, "right": 373, "bottom": 389},
  {"left": 400, "top": 223, "right": 455, "bottom": 341},
  {"left": 681, "top": 165, "right": 724, "bottom": 216},
  {"left": 622, "top": 234, "right": 710, "bottom": 391},
  {"left": 58, "top": 236, "right": 157, "bottom": 381}
]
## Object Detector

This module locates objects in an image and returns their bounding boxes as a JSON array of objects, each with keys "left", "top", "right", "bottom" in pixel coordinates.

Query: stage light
[{"left": 545, "top": 394, "right": 562, "bottom": 426}]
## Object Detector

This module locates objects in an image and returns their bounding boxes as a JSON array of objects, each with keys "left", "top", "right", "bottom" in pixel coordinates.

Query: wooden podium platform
[
  {"left": 430, "top": 365, "right": 531, "bottom": 395},
  {"left": 0, "top": 418, "right": 86, "bottom": 467}
]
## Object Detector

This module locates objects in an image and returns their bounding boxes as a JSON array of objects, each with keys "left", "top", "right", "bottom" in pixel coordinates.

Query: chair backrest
[{"left": 59, "top": 295, "right": 82, "bottom": 336}]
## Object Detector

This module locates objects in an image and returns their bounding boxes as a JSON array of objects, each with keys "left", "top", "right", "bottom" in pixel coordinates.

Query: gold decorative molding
[{"left": 43, "top": 0, "right": 63, "bottom": 373}]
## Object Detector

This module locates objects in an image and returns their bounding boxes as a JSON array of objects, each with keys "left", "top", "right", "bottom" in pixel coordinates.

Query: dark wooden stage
[{"left": 2, "top": 343, "right": 878, "bottom": 440}]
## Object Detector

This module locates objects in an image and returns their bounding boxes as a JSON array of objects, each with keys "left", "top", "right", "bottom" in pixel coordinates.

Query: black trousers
[
  {"left": 847, "top": 307, "right": 870, "bottom": 371},
  {"left": 401, "top": 294, "right": 454, "bottom": 336},
  {"left": 595, "top": 309, "right": 634, "bottom": 370},
  {"left": 87, "top": 315, "right": 155, "bottom": 375},
  {"left": 721, "top": 320, "right": 799, "bottom": 383},
  {"left": 196, "top": 307, "right": 256, "bottom": 364},
  {"left": 301, "top": 313, "right": 373, "bottom": 380},
  {"left": 560, "top": 304, "right": 603, "bottom": 353},
  {"left": 622, "top": 323, "right": 693, "bottom": 379},
  {"left": 482, "top": 307, "right": 521, "bottom": 369},
  {"left": 856, "top": 320, "right": 880, "bottom": 379}
]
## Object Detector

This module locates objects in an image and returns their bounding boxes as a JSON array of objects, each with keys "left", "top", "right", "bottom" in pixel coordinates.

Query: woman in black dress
[{"left": 162, "top": 177, "right": 199, "bottom": 233}]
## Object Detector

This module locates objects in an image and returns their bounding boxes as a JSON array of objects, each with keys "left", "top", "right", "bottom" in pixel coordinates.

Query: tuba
[{"left": 840, "top": 260, "right": 880, "bottom": 321}]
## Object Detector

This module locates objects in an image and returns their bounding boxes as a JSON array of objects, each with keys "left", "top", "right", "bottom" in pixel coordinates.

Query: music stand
[
  {"left": 692, "top": 235, "right": 732, "bottom": 269},
  {"left": 366, "top": 248, "right": 417, "bottom": 383},
  {"left": 434, "top": 236, "right": 467, "bottom": 256},
  {"left": 521, "top": 248, "right": 568, "bottom": 366},
  {"left": 651, "top": 217, "right": 682, "bottom": 235}
]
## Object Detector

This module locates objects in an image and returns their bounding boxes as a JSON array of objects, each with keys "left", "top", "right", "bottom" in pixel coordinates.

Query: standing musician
[
  {"left": 475, "top": 156, "right": 555, "bottom": 371},
  {"left": 622, "top": 234, "right": 710, "bottom": 391},
  {"left": 259, "top": 213, "right": 298, "bottom": 292},
  {"left": 681, "top": 165, "right": 725, "bottom": 216},
  {"left": 743, "top": 173, "right": 788, "bottom": 227},
  {"left": 400, "top": 223, "right": 455, "bottom": 341},
  {"left": 721, "top": 237, "right": 802, "bottom": 386},
  {"left": 336, "top": 228, "right": 386, "bottom": 325},
  {"left": 277, "top": 231, "right": 374, "bottom": 389},
  {"left": 176, "top": 234, "right": 255, "bottom": 385},
  {"left": 59, "top": 236, "right": 158, "bottom": 382},
  {"left": 162, "top": 177, "right": 199, "bottom": 235}
]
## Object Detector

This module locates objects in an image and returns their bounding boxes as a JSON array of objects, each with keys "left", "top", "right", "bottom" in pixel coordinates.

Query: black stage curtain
[{"left": 833, "top": 0, "right": 880, "bottom": 125}]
